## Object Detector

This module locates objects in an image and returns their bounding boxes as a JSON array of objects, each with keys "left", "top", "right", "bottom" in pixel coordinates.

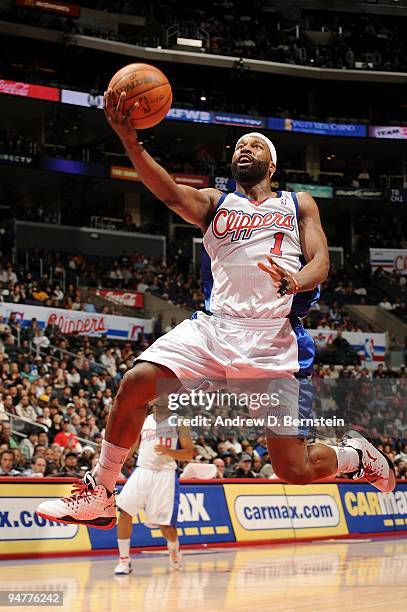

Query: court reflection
[{"left": 1, "top": 538, "right": 407, "bottom": 611}]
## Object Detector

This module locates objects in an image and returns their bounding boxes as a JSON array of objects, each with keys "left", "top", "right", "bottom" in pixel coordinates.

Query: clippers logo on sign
[
  {"left": 212, "top": 208, "right": 295, "bottom": 242},
  {"left": 47, "top": 313, "right": 107, "bottom": 335}
]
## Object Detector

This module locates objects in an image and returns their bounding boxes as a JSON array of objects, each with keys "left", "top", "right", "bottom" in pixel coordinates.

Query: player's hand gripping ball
[{"left": 106, "top": 63, "right": 172, "bottom": 129}]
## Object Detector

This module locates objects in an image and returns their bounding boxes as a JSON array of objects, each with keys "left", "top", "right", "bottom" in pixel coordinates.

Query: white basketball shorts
[
  {"left": 135, "top": 312, "right": 316, "bottom": 436},
  {"left": 116, "top": 467, "right": 179, "bottom": 528}
]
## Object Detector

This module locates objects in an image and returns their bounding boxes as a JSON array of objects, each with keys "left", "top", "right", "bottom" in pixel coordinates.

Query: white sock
[
  {"left": 118, "top": 538, "right": 131, "bottom": 560},
  {"left": 329, "top": 446, "right": 360, "bottom": 473},
  {"left": 92, "top": 439, "right": 129, "bottom": 492},
  {"left": 167, "top": 539, "right": 179, "bottom": 552}
]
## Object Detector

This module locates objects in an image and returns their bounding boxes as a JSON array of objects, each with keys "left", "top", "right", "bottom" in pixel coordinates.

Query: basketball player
[
  {"left": 36, "top": 91, "right": 395, "bottom": 528},
  {"left": 114, "top": 403, "right": 193, "bottom": 574}
]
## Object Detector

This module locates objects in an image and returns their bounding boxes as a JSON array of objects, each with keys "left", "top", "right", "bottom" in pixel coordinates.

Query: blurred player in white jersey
[
  {"left": 115, "top": 403, "right": 193, "bottom": 574},
  {"left": 37, "top": 92, "right": 395, "bottom": 529}
]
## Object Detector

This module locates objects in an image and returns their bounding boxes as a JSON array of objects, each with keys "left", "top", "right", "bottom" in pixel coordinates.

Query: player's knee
[{"left": 116, "top": 365, "right": 151, "bottom": 409}]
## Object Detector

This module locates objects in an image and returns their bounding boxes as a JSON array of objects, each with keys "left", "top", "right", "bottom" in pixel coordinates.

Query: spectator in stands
[
  {"left": 254, "top": 436, "right": 268, "bottom": 459},
  {"left": 259, "top": 456, "right": 276, "bottom": 479},
  {"left": 0, "top": 422, "right": 19, "bottom": 449},
  {"left": 212, "top": 457, "right": 226, "bottom": 478},
  {"left": 53, "top": 418, "right": 80, "bottom": 450},
  {"left": 333, "top": 331, "right": 352, "bottom": 355},
  {"left": 19, "top": 428, "right": 39, "bottom": 461},
  {"left": 23, "top": 456, "right": 46, "bottom": 477},
  {"left": 224, "top": 434, "right": 242, "bottom": 456},
  {"left": 100, "top": 348, "right": 117, "bottom": 377},
  {"left": 231, "top": 453, "right": 258, "bottom": 478},
  {"left": 15, "top": 395, "right": 37, "bottom": 421},
  {"left": 153, "top": 313, "right": 164, "bottom": 340},
  {"left": 0, "top": 449, "right": 20, "bottom": 475},
  {"left": 194, "top": 435, "right": 218, "bottom": 461},
  {"left": 57, "top": 451, "right": 81, "bottom": 477},
  {"left": 373, "top": 364, "right": 386, "bottom": 379},
  {"left": 379, "top": 297, "right": 394, "bottom": 310},
  {"left": 32, "top": 329, "right": 51, "bottom": 350},
  {"left": 164, "top": 317, "right": 178, "bottom": 333}
]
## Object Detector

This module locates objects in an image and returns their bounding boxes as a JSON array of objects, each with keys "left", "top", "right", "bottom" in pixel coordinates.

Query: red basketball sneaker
[
  {"left": 36, "top": 472, "right": 116, "bottom": 529},
  {"left": 340, "top": 430, "right": 396, "bottom": 493}
]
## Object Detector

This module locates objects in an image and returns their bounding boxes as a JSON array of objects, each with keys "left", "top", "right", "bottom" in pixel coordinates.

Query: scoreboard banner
[{"left": 370, "top": 248, "right": 407, "bottom": 275}]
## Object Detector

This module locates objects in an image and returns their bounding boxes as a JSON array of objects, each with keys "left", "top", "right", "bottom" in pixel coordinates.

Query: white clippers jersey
[
  {"left": 202, "top": 190, "right": 318, "bottom": 319},
  {"left": 137, "top": 413, "right": 178, "bottom": 471}
]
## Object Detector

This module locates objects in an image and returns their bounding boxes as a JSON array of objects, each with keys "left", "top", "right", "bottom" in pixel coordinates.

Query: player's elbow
[{"left": 163, "top": 188, "right": 187, "bottom": 211}]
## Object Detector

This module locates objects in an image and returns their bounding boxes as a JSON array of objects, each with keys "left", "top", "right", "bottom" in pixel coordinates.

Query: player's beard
[{"left": 231, "top": 158, "right": 270, "bottom": 187}]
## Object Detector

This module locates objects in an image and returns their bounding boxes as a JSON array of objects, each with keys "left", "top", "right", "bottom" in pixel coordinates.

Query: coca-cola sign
[
  {"left": 0, "top": 79, "right": 60, "bottom": 102},
  {"left": 95, "top": 289, "right": 144, "bottom": 309}
]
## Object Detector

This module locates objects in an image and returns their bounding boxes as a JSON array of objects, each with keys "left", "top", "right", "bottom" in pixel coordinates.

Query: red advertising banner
[
  {"left": 110, "top": 165, "right": 209, "bottom": 187},
  {"left": 0, "top": 79, "right": 59, "bottom": 102},
  {"left": 15, "top": 0, "right": 80, "bottom": 17},
  {"left": 95, "top": 289, "right": 144, "bottom": 309}
]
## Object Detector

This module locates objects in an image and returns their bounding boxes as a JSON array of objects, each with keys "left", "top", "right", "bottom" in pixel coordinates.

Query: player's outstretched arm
[{"left": 104, "top": 90, "right": 221, "bottom": 231}]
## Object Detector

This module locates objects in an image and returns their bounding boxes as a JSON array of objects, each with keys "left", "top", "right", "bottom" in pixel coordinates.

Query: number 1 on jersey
[{"left": 270, "top": 232, "right": 284, "bottom": 256}]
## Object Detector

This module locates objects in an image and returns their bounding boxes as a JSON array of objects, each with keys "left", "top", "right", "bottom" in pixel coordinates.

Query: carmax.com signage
[{"left": 234, "top": 493, "right": 340, "bottom": 530}]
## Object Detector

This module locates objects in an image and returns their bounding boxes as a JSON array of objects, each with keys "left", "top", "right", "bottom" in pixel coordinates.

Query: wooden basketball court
[{"left": 1, "top": 538, "right": 406, "bottom": 611}]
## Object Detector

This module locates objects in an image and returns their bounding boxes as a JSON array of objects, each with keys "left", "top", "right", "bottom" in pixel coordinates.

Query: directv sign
[{"left": 0, "top": 152, "right": 34, "bottom": 166}]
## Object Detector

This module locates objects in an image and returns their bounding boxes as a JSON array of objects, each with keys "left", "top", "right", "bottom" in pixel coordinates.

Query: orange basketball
[{"left": 108, "top": 63, "right": 172, "bottom": 129}]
